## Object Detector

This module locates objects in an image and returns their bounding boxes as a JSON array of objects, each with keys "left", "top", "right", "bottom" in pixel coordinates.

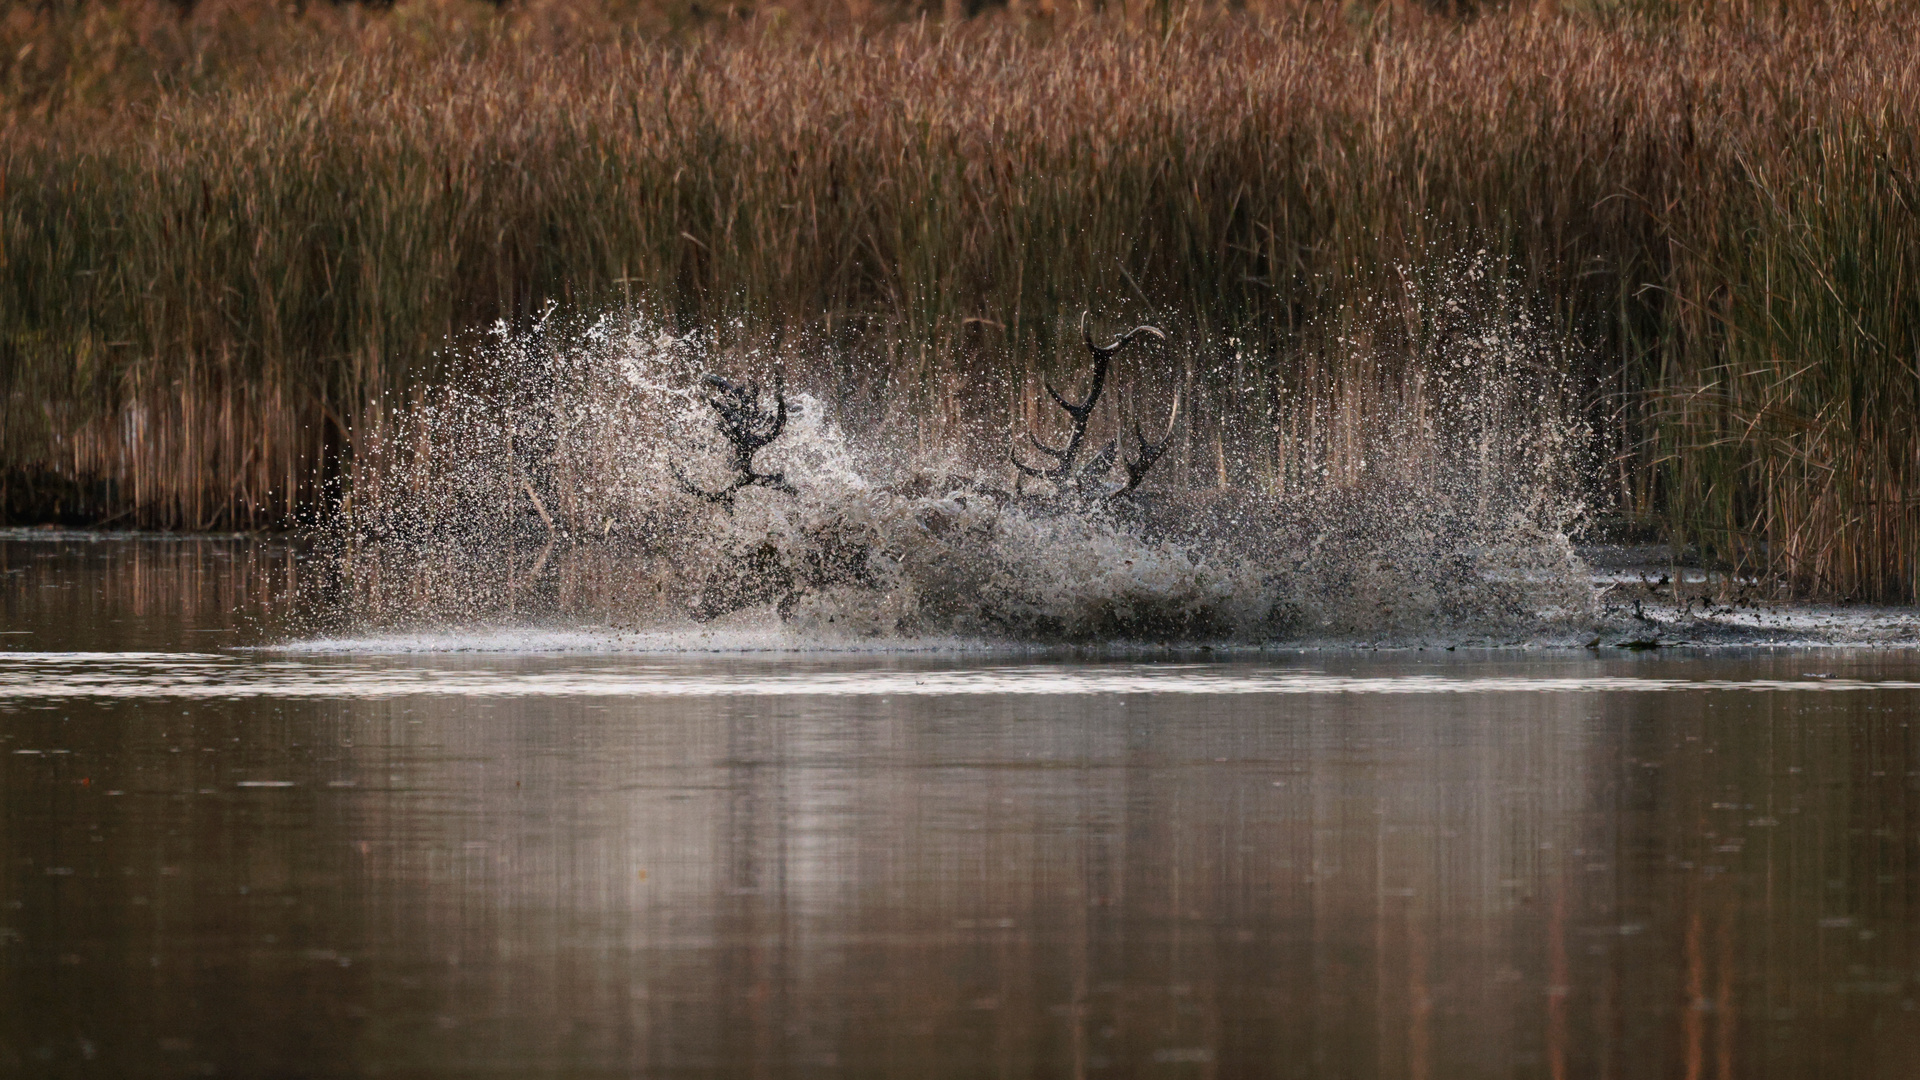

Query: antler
[
  {"left": 671, "top": 372, "right": 795, "bottom": 505},
  {"left": 1118, "top": 387, "right": 1182, "bottom": 496},
  {"left": 1013, "top": 312, "right": 1174, "bottom": 498}
]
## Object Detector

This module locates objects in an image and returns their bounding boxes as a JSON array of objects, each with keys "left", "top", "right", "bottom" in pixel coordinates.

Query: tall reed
[{"left": 4, "top": 2, "right": 1919, "bottom": 597}]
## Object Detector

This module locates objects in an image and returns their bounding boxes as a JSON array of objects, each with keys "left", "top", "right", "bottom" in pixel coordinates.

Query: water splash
[{"left": 311, "top": 276, "right": 1598, "bottom": 646}]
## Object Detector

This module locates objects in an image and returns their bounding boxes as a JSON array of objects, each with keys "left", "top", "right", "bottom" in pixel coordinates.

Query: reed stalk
[{"left": 4, "top": 1, "right": 1918, "bottom": 597}]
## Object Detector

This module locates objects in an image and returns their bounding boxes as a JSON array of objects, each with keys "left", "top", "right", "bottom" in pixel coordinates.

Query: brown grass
[{"left": 4, "top": 1, "right": 1919, "bottom": 597}]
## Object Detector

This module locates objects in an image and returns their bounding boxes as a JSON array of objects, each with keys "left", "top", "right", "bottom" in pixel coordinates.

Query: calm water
[{"left": 3, "top": 533, "right": 1918, "bottom": 1078}]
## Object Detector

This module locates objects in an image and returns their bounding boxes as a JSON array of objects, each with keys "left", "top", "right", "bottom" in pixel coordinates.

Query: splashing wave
[{"left": 310, "top": 295, "right": 1597, "bottom": 646}]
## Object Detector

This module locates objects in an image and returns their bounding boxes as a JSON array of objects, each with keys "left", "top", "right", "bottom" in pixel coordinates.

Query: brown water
[{"left": 3, "top": 532, "right": 1918, "bottom": 1078}]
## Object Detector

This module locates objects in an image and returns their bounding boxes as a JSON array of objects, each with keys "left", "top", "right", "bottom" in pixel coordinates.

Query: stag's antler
[
  {"left": 1118, "top": 388, "right": 1182, "bottom": 496},
  {"left": 672, "top": 372, "right": 795, "bottom": 505},
  {"left": 1013, "top": 312, "right": 1177, "bottom": 498}
]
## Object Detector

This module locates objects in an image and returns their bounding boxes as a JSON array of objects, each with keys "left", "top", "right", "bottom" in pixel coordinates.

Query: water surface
[{"left": 3, "top": 532, "right": 1918, "bottom": 1078}]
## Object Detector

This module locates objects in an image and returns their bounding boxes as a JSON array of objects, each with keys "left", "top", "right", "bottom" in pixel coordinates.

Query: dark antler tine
[
  {"left": 1117, "top": 388, "right": 1181, "bottom": 495},
  {"left": 767, "top": 371, "right": 787, "bottom": 440},
  {"left": 1082, "top": 438, "right": 1118, "bottom": 481},
  {"left": 669, "top": 462, "right": 703, "bottom": 497},
  {"left": 732, "top": 373, "right": 788, "bottom": 452},
  {"left": 1119, "top": 433, "right": 1154, "bottom": 493},
  {"left": 702, "top": 373, "right": 733, "bottom": 391},
  {"left": 671, "top": 462, "right": 735, "bottom": 505},
  {"left": 710, "top": 398, "right": 752, "bottom": 425},
  {"left": 1027, "top": 432, "right": 1068, "bottom": 461},
  {"left": 1082, "top": 352, "right": 1111, "bottom": 416},
  {"left": 1014, "top": 316, "right": 1169, "bottom": 497},
  {"left": 680, "top": 369, "right": 796, "bottom": 505}
]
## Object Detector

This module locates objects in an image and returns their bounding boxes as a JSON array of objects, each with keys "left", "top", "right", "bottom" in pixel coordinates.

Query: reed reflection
[
  {"left": 5, "top": 534, "right": 1919, "bottom": 1076},
  {"left": 5, "top": 665, "right": 1917, "bottom": 1077},
  {"left": 0, "top": 530, "right": 298, "bottom": 651}
]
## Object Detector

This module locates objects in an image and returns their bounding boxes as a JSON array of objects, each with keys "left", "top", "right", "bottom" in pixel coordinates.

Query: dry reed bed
[{"left": 4, "top": 6, "right": 1919, "bottom": 597}]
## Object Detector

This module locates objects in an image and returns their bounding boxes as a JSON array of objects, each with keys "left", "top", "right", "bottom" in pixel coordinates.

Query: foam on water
[
  {"left": 11, "top": 651, "right": 1920, "bottom": 702},
  {"left": 275, "top": 596, "right": 1920, "bottom": 654},
  {"left": 275, "top": 626, "right": 1012, "bottom": 656}
]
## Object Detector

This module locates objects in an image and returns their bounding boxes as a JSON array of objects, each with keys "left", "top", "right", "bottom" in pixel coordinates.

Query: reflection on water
[
  {"left": 0, "top": 530, "right": 298, "bottom": 653},
  {"left": 3, "top": 533, "right": 1919, "bottom": 1078}
]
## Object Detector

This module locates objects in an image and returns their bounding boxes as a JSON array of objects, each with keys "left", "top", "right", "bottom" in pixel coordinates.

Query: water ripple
[{"left": 4, "top": 652, "right": 1920, "bottom": 700}]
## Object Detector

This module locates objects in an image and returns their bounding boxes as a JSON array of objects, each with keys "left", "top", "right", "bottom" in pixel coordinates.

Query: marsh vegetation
[{"left": 4, "top": 0, "right": 1918, "bottom": 599}]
